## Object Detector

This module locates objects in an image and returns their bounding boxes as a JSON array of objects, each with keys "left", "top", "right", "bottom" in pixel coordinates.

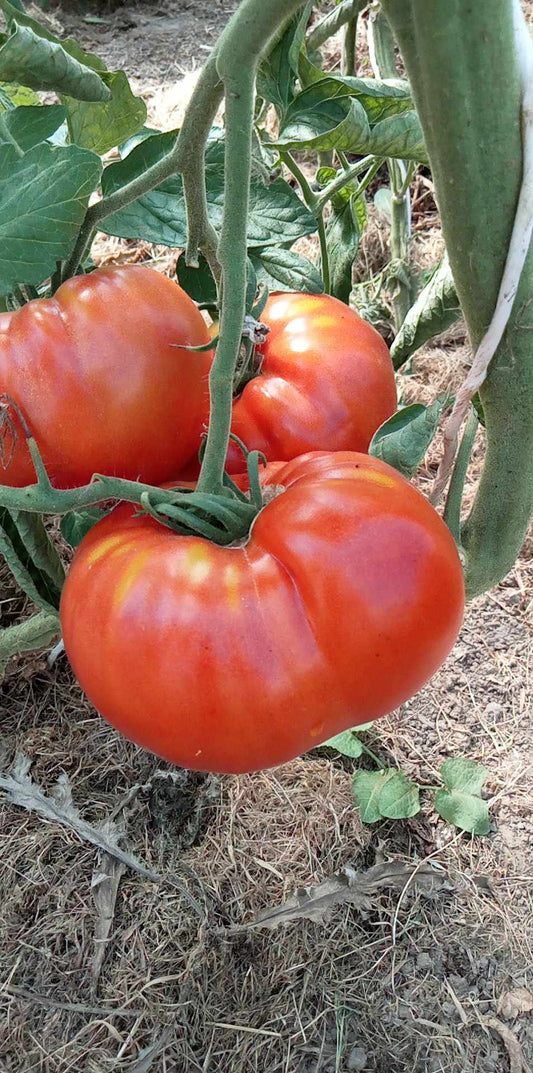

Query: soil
[{"left": 0, "top": 4, "right": 532, "bottom": 1073}]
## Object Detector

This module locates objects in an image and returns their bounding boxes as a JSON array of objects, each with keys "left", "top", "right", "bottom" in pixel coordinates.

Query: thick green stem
[
  {"left": 382, "top": 0, "right": 533, "bottom": 597},
  {"left": 307, "top": 0, "right": 365, "bottom": 52},
  {"left": 369, "top": 5, "right": 412, "bottom": 330},
  {"left": 61, "top": 55, "right": 223, "bottom": 282},
  {"left": 195, "top": 0, "right": 307, "bottom": 495},
  {"left": 342, "top": 15, "right": 357, "bottom": 77},
  {"left": 443, "top": 408, "right": 479, "bottom": 546}
]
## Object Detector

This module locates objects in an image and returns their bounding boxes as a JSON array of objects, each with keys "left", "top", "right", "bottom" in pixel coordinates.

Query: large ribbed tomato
[
  {"left": 0, "top": 266, "right": 211, "bottom": 488},
  {"left": 223, "top": 291, "right": 397, "bottom": 471},
  {"left": 60, "top": 452, "right": 464, "bottom": 775}
]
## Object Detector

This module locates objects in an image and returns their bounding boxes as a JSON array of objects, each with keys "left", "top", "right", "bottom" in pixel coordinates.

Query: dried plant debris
[{"left": 232, "top": 859, "right": 450, "bottom": 931}]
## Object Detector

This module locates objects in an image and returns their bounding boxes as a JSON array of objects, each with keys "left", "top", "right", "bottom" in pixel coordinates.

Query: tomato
[
  {"left": 221, "top": 291, "right": 397, "bottom": 471},
  {"left": 60, "top": 451, "right": 464, "bottom": 775},
  {"left": 0, "top": 266, "right": 212, "bottom": 488}
]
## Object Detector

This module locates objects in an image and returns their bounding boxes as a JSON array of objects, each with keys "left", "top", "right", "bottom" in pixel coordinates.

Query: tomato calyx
[{"left": 138, "top": 435, "right": 267, "bottom": 545}]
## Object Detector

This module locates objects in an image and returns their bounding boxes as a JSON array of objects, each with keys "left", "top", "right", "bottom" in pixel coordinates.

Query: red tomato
[
  {"left": 61, "top": 452, "right": 464, "bottom": 775},
  {"left": 223, "top": 291, "right": 397, "bottom": 471},
  {"left": 0, "top": 266, "right": 212, "bottom": 488}
]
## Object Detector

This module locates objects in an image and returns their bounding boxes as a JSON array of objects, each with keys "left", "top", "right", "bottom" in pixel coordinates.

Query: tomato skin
[
  {"left": 224, "top": 292, "right": 397, "bottom": 471},
  {"left": 0, "top": 266, "right": 212, "bottom": 488},
  {"left": 61, "top": 451, "right": 464, "bottom": 775}
]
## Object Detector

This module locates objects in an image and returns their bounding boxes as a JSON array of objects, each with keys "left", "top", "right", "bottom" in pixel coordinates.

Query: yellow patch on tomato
[
  {"left": 184, "top": 544, "right": 213, "bottom": 584},
  {"left": 113, "top": 551, "right": 151, "bottom": 607},
  {"left": 224, "top": 564, "right": 240, "bottom": 610},
  {"left": 84, "top": 533, "right": 127, "bottom": 566}
]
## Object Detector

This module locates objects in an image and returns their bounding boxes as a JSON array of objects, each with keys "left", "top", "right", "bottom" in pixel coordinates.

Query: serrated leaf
[
  {"left": 0, "top": 610, "right": 60, "bottom": 680},
  {"left": 0, "top": 103, "right": 65, "bottom": 150},
  {"left": 378, "top": 772, "right": 420, "bottom": 820},
  {"left": 391, "top": 255, "right": 461, "bottom": 370},
  {"left": 369, "top": 397, "right": 447, "bottom": 478},
  {"left": 440, "top": 758, "right": 487, "bottom": 796},
  {"left": 60, "top": 507, "right": 106, "bottom": 549},
  {"left": 0, "top": 22, "right": 110, "bottom": 101},
  {"left": 434, "top": 789, "right": 489, "bottom": 836},
  {"left": 102, "top": 128, "right": 317, "bottom": 249},
  {"left": 0, "top": 141, "right": 102, "bottom": 293},
  {"left": 62, "top": 69, "right": 146, "bottom": 155},
  {"left": 250, "top": 246, "right": 323, "bottom": 293},
  {"left": 324, "top": 729, "right": 364, "bottom": 758}
]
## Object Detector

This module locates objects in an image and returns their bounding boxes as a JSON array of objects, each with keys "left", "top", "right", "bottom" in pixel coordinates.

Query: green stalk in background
[{"left": 382, "top": 0, "right": 533, "bottom": 597}]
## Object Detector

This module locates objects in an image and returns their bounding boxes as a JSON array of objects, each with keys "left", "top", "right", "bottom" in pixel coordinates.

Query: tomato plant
[
  {"left": 0, "top": 265, "right": 211, "bottom": 488},
  {"left": 60, "top": 452, "right": 464, "bottom": 774}
]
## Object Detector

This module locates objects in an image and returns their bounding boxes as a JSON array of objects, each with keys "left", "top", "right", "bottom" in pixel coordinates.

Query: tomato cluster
[{"left": 0, "top": 265, "right": 464, "bottom": 774}]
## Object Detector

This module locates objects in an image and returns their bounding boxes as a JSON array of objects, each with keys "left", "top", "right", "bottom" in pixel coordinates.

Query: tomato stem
[{"left": 195, "top": 0, "right": 308, "bottom": 497}]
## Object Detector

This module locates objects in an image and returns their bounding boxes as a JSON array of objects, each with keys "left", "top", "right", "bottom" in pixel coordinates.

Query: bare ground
[{"left": 0, "top": 4, "right": 532, "bottom": 1072}]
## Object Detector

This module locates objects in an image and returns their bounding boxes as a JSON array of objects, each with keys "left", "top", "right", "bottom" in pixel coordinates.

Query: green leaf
[
  {"left": 324, "top": 729, "right": 364, "bottom": 758},
  {"left": 0, "top": 141, "right": 101, "bottom": 293},
  {"left": 0, "top": 510, "right": 61, "bottom": 610},
  {"left": 60, "top": 507, "right": 106, "bottom": 548},
  {"left": 62, "top": 69, "right": 146, "bottom": 155},
  {"left": 0, "top": 22, "right": 110, "bottom": 100},
  {"left": 249, "top": 246, "right": 323, "bottom": 293},
  {"left": 352, "top": 769, "right": 394, "bottom": 824},
  {"left": 378, "top": 771, "right": 420, "bottom": 820},
  {"left": 440, "top": 758, "right": 487, "bottom": 796},
  {"left": 434, "top": 789, "right": 489, "bottom": 836},
  {"left": 0, "top": 609, "right": 60, "bottom": 681},
  {"left": 257, "top": 0, "right": 313, "bottom": 115},
  {"left": 369, "top": 397, "right": 448, "bottom": 478},
  {"left": 176, "top": 251, "right": 217, "bottom": 305},
  {"left": 275, "top": 76, "right": 425, "bottom": 160},
  {"left": 9, "top": 510, "right": 65, "bottom": 590},
  {"left": 326, "top": 193, "right": 365, "bottom": 303},
  {"left": 0, "top": 80, "right": 39, "bottom": 107},
  {"left": 102, "top": 128, "right": 317, "bottom": 249},
  {"left": 391, "top": 255, "right": 461, "bottom": 370},
  {"left": 0, "top": 103, "right": 65, "bottom": 150}
]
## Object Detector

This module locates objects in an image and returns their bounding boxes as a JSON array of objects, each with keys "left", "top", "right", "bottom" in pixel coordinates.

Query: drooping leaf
[
  {"left": 62, "top": 69, "right": 146, "bottom": 155},
  {"left": 9, "top": 510, "right": 65, "bottom": 590},
  {"left": 176, "top": 251, "right": 218, "bottom": 305},
  {"left": 326, "top": 193, "right": 365, "bottom": 303},
  {"left": 369, "top": 396, "right": 448, "bottom": 478},
  {"left": 0, "top": 141, "right": 102, "bottom": 293},
  {"left": 60, "top": 507, "right": 107, "bottom": 548},
  {"left": 101, "top": 128, "right": 317, "bottom": 249},
  {"left": 274, "top": 75, "right": 425, "bottom": 160},
  {"left": 391, "top": 255, "right": 461, "bottom": 369},
  {"left": 250, "top": 246, "right": 323, "bottom": 293},
  {"left": 0, "top": 23, "right": 110, "bottom": 100},
  {"left": 434, "top": 789, "right": 489, "bottom": 836},
  {"left": 0, "top": 103, "right": 65, "bottom": 150},
  {"left": 0, "top": 510, "right": 61, "bottom": 610},
  {"left": 378, "top": 771, "right": 420, "bottom": 820},
  {"left": 257, "top": 0, "right": 313, "bottom": 115}
]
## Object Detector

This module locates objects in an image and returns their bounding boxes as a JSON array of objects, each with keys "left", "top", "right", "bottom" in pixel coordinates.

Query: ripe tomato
[
  {"left": 223, "top": 291, "right": 397, "bottom": 471},
  {"left": 61, "top": 452, "right": 464, "bottom": 775},
  {"left": 0, "top": 266, "right": 212, "bottom": 488}
]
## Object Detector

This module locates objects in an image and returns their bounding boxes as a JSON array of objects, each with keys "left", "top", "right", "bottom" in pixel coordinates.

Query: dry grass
[{"left": 1, "top": 3, "right": 532, "bottom": 1072}]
